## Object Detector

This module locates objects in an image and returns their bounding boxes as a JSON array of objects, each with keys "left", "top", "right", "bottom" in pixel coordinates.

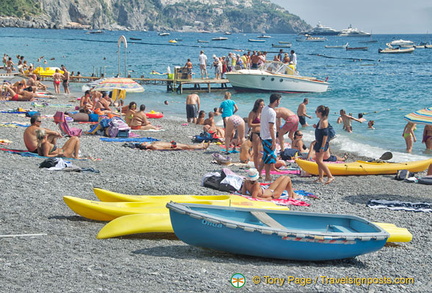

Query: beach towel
[
  {"left": 367, "top": 199, "right": 432, "bottom": 213},
  {"left": 237, "top": 193, "right": 310, "bottom": 207},
  {"left": 100, "top": 137, "right": 159, "bottom": 142},
  {"left": 0, "top": 122, "right": 30, "bottom": 128},
  {"left": 0, "top": 148, "right": 99, "bottom": 161},
  {"left": 261, "top": 168, "right": 301, "bottom": 175},
  {"left": 53, "top": 111, "right": 83, "bottom": 137}
]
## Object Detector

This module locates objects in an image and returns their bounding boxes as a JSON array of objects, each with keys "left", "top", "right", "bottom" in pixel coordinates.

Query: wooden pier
[{"left": 34, "top": 75, "right": 231, "bottom": 94}]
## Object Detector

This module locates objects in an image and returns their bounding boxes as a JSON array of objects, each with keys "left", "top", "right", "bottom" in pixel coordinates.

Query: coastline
[{"left": 0, "top": 93, "right": 431, "bottom": 292}]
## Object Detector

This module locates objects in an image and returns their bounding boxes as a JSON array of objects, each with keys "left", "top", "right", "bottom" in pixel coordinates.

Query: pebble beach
[{"left": 0, "top": 92, "right": 431, "bottom": 292}]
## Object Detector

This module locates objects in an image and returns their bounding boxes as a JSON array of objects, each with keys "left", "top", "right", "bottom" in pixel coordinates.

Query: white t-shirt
[
  {"left": 260, "top": 105, "right": 276, "bottom": 140},
  {"left": 198, "top": 54, "right": 207, "bottom": 65}
]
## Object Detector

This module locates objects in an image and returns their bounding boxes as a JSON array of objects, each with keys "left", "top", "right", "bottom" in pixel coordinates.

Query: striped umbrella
[
  {"left": 404, "top": 107, "right": 432, "bottom": 125},
  {"left": 92, "top": 77, "right": 144, "bottom": 93}
]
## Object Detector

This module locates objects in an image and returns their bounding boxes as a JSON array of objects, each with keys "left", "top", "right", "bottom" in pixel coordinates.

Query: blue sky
[{"left": 271, "top": 0, "right": 432, "bottom": 34}]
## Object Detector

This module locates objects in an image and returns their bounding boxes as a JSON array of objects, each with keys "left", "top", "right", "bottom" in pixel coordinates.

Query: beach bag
[
  {"left": 220, "top": 168, "right": 243, "bottom": 192},
  {"left": 280, "top": 148, "right": 298, "bottom": 160},
  {"left": 39, "top": 158, "right": 59, "bottom": 168},
  {"left": 202, "top": 172, "right": 223, "bottom": 190},
  {"left": 328, "top": 123, "right": 336, "bottom": 141},
  {"left": 395, "top": 170, "right": 414, "bottom": 181},
  {"left": 108, "top": 117, "right": 130, "bottom": 138},
  {"left": 192, "top": 132, "right": 218, "bottom": 143}
]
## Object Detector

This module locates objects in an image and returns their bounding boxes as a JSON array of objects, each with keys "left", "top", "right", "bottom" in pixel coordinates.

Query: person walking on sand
[
  {"left": 336, "top": 109, "right": 362, "bottom": 132},
  {"left": 52, "top": 68, "right": 64, "bottom": 94},
  {"left": 186, "top": 93, "right": 200, "bottom": 123},
  {"left": 402, "top": 122, "right": 417, "bottom": 153},
  {"left": 259, "top": 93, "right": 281, "bottom": 182},
  {"left": 24, "top": 115, "right": 62, "bottom": 153},
  {"left": 313, "top": 105, "right": 334, "bottom": 184},
  {"left": 218, "top": 91, "right": 238, "bottom": 127},
  {"left": 198, "top": 50, "right": 208, "bottom": 79},
  {"left": 276, "top": 107, "right": 299, "bottom": 148},
  {"left": 297, "top": 98, "right": 312, "bottom": 127}
]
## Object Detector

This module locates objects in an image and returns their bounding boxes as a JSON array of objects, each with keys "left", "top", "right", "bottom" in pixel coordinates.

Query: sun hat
[{"left": 246, "top": 168, "right": 259, "bottom": 181}]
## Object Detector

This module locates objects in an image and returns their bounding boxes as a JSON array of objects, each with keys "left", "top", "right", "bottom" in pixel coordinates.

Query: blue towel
[{"left": 100, "top": 137, "right": 159, "bottom": 142}]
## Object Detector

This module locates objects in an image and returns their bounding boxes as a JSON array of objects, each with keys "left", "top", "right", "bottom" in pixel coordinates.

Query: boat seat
[
  {"left": 250, "top": 211, "right": 286, "bottom": 230},
  {"left": 327, "top": 225, "right": 355, "bottom": 233}
]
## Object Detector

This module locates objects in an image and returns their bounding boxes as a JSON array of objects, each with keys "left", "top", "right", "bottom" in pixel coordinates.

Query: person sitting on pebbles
[
  {"left": 35, "top": 128, "right": 81, "bottom": 159},
  {"left": 241, "top": 168, "right": 298, "bottom": 200},
  {"left": 129, "top": 104, "right": 161, "bottom": 131}
]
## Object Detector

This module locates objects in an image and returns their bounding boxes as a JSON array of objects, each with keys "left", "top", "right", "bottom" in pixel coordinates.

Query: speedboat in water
[
  {"left": 389, "top": 39, "right": 415, "bottom": 48},
  {"left": 325, "top": 43, "right": 348, "bottom": 49},
  {"left": 212, "top": 37, "right": 228, "bottom": 41},
  {"left": 301, "top": 22, "right": 341, "bottom": 36},
  {"left": 225, "top": 61, "right": 329, "bottom": 93},
  {"left": 379, "top": 44, "right": 415, "bottom": 54},
  {"left": 296, "top": 34, "right": 327, "bottom": 42},
  {"left": 338, "top": 25, "right": 371, "bottom": 37}
]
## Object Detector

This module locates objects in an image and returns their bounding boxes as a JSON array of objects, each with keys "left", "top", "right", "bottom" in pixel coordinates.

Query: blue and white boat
[{"left": 167, "top": 202, "right": 389, "bottom": 261}]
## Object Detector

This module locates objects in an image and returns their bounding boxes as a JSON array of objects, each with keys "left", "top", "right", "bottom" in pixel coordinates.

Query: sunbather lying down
[{"left": 138, "top": 141, "right": 210, "bottom": 151}]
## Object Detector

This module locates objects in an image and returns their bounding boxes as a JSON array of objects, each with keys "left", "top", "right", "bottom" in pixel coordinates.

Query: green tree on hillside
[{"left": 0, "top": 0, "right": 42, "bottom": 18}]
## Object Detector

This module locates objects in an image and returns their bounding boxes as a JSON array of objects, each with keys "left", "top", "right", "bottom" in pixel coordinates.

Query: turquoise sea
[{"left": 1, "top": 28, "right": 431, "bottom": 161}]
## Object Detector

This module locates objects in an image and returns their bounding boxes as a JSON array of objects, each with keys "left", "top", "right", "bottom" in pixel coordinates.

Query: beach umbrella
[
  {"left": 404, "top": 107, "right": 432, "bottom": 125},
  {"left": 92, "top": 77, "right": 144, "bottom": 93}
]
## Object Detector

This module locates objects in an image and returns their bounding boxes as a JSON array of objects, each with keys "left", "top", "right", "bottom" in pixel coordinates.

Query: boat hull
[
  {"left": 226, "top": 71, "right": 328, "bottom": 93},
  {"left": 295, "top": 158, "right": 432, "bottom": 175},
  {"left": 168, "top": 203, "right": 389, "bottom": 261}
]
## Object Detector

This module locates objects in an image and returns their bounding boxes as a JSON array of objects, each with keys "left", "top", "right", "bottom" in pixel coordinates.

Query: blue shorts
[{"left": 262, "top": 139, "right": 276, "bottom": 164}]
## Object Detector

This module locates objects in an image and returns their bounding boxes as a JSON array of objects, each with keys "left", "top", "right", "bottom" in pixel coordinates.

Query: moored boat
[
  {"left": 297, "top": 34, "right": 327, "bottom": 42},
  {"left": 338, "top": 25, "right": 371, "bottom": 37},
  {"left": 167, "top": 202, "right": 390, "bottom": 261},
  {"left": 389, "top": 39, "right": 414, "bottom": 48},
  {"left": 248, "top": 39, "right": 266, "bottom": 43},
  {"left": 197, "top": 39, "right": 209, "bottom": 43},
  {"left": 212, "top": 37, "right": 228, "bottom": 41},
  {"left": 295, "top": 158, "right": 432, "bottom": 175},
  {"left": 271, "top": 43, "right": 292, "bottom": 48},
  {"left": 301, "top": 22, "right": 341, "bottom": 36},
  {"left": 257, "top": 34, "right": 271, "bottom": 38},
  {"left": 325, "top": 43, "right": 348, "bottom": 49},
  {"left": 225, "top": 61, "right": 329, "bottom": 93},
  {"left": 129, "top": 37, "right": 142, "bottom": 41},
  {"left": 346, "top": 46, "right": 368, "bottom": 51},
  {"left": 158, "top": 32, "right": 170, "bottom": 36},
  {"left": 379, "top": 45, "right": 415, "bottom": 54}
]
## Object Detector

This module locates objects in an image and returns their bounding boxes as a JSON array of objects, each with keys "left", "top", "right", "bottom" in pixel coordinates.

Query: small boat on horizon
[
  {"left": 325, "top": 43, "right": 348, "bottom": 49},
  {"left": 297, "top": 34, "right": 327, "bottom": 42},
  {"left": 248, "top": 39, "right": 266, "bottom": 43},
  {"left": 86, "top": 30, "right": 104, "bottom": 34},
  {"left": 197, "top": 39, "right": 209, "bottom": 43},
  {"left": 129, "top": 37, "right": 142, "bottom": 41},
  {"left": 257, "top": 34, "right": 272, "bottom": 38},
  {"left": 346, "top": 46, "right": 368, "bottom": 51},
  {"left": 212, "top": 37, "right": 228, "bottom": 41},
  {"left": 158, "top": 32, "right": 170, "bottom": 36},
  {"left": 278, "top": 41, "right": 291, "bottom": 44},
  {"left": 338, "top": 25, "right": 371, "bottom": 37},
  {"left": 272, "top": 43, "right": 292, "bottom": 48}
]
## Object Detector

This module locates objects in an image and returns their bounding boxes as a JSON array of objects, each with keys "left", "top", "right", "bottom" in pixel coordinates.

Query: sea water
[{"left": 1, "top": 28, "right": 431, "bottom": 161}]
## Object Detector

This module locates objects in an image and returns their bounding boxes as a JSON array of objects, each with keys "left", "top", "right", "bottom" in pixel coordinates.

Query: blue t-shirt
[{"left": 219, "top": 99, "right": 236, "bottom": 118}]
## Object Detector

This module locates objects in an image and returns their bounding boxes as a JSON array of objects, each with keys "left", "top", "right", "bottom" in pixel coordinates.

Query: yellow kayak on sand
[
  {"left": 93, "top": 188, "right": 236, "bottom": 202},
  {"left": 295, "top": 158, "right": 432, "bottom": 176},
  {"left": 96, "top": 210, "right": 412, "bottom": 242},
  {"left": 63, "top": 195, "right": 289, "bottom": 221}
]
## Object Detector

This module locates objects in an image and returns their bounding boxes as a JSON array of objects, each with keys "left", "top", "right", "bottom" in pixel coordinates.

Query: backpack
[
  {"left": 108, "top": 117, "right": 130, "bottom": 138},
  {"left": 280, "top": 148, "right": 298, "bottom": 160},
  {"left": 328, "top": 123, "right": 336, "bottom": 141},
  {"left": 395, "top": 170, "right": 415, "bottom": 181}
]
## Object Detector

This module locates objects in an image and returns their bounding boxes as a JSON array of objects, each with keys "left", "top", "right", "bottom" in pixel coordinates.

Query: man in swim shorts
[
  {"left": 276, "top": 107, "right": 299, "bottom": 149},
  {"left": 297, "top": 98, "right": 312, "bottom": 127},
  {"left": 259, "top": 93, "right": 281, "bottom": 181},
  {"left": 23, "top": 114, "right": 62, "bottom": 153},
  {"left": 185, "top": 93, "right": 200, "bottom": 123}
]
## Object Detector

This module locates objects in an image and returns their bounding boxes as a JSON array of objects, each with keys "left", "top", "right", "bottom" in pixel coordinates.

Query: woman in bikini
[
  {"left": 291, "top": 130, "right": 309, "bottom": 158},
  {"left": 422, "top": 125, "right": 432, "bottom": 152},
  {"left": 35, "top": 129, "right": 80, "bottom": 159},
  {"left": 52, "top": 69, "right": 64, "bottom": 94},
  {"left": 248, "top": 99, "right": 264, "bottom": 169},
  {"left": 402, "top": 122, "right": 417, "bottom": 153},
  {"left": 124, "top": 102, "right": 137, "bottom": 126},
  {"left": 224, "top": 115, "right": 245, "bottom": 154},
  {"left": 241, "top": 168, "right": 297, "bottom": 200}
]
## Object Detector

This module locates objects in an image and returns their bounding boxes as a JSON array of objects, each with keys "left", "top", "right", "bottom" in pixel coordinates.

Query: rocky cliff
[{"left": 0, "top": 0, "right": 311, "bottom": 33}]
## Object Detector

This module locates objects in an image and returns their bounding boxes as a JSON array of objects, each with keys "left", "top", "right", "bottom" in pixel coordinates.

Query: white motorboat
[
  {"left": 225, "top": 61, "right": 329, "bottom": 93},
  {"left": 272, "top": 43, "right": 292, "bottom": 48},
  {"left": 389, "top": 39, "right": 415, "bottom": 48},
  {"left": 301, "top": 22, "right": 341, "bottom": 36},
  {"left": 338, "top": 25, "right": 371, "bottom": 37},
  {"left": 158, "top": 32, "right": 170, "bottom": 36},
  {"left": 212, "top": 37, "right": 228, "bottom": 41},
  {"left": 257, "top": 34, "right": 272, "bottom": 38},
  {"left": 248, "top": 39, "right": 266, "bottom": 43},
  {"left": 378, "top": 45, "right": 415, "bottom": 54},
  {"left": 325, "top": 43, "right": 348, "bottom": 49},
  {"left": 297, "top": 34, "right": 327, "bottom": 42}
]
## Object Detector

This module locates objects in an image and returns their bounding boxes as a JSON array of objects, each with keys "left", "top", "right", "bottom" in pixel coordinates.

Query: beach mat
[
  {"left": 238, "top": 193, "right": 310, "bottom": 207},
  {"left": 99, "top": 137, "right": 159, "bottom": 142}
]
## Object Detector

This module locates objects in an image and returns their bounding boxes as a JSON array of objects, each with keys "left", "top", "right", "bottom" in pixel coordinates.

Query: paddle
[{"left": 379, "top": 152, "right": 393, "bottom": 161}]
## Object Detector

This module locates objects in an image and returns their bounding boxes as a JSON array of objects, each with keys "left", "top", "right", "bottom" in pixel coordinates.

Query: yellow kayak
[
  {"left": 93, "top": 188, "right": 235, "bottom": 202},
  {"left": 295, "top": 158, "right": 432, "bottom": 176},
  {"left": 63, "top": 195, "right": 289, "bottom": 221},
  {"left": 96, "top": 211, "right": 412, "bottom": 242}
]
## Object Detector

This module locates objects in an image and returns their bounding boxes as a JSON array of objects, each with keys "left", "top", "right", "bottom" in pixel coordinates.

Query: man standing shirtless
[
  {"left": 276, "top": 107, "right": 299, "bottom": 148},
  {"left": 23, "top": 114, "right": 62, "bottom": 153},
  {"left": 297, "top": 98, "right": 312, "bottom": 127},
  {"left": 186, "top": 93, "right": 200, "bottom": 123}
]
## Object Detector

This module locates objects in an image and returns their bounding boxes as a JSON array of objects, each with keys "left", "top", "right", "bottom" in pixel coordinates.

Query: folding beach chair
[{"left": 53, "top": 111, "right": 83, "bottom": 137}]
